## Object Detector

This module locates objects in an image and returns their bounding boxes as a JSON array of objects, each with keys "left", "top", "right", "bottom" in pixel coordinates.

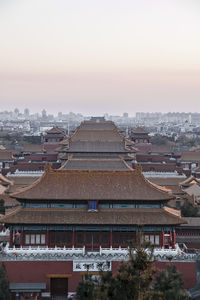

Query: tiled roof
[
  {"left": 147, "top": 177, "right": 184, "bottom": 186},
  {"left": 70, "top": 130, "right": 123, "bottom": 142},
  {"left": 165, "top": 186, "right": 183, "bottom": 194},
  {"left": 180, "top": 175, "right": 200, "bottom": 186},
  {"left": 180, "top": 151, "right": 200, "bottom": 162},
  {"left": 22, "top": 144, "right": 44, "bottom": 153},
  {"left": 132, "top": 127, "right": 148, "bottom": 134},
  {"left": 46, "top": 126, "right": 66, "bottom": 135},
  {"left": 0, "top": 149, "right": 14, "bottom": 160},
  {"left": 180, "top": 217, "right": 200, "bottom": 227},
  {"left": 141, "top": 164, "right": 181, "bottom": 173},
  {"left": 0, "top": 174, "right": 13, "bottom": 186},
  {"left": 0, "top": 186, "right": 7, "bottom": 194},
  {"left": 5, "top": 176, "right": 40, "bottom": 193},
  {"left": 183, "top": 184, "right": 200, "bottom": 197},
  {"left": 78, "top": 121, "right": 117, "bottom": 131},
  {"left": 60, "top": 121, "right": 136, "bottom": 154},
  {"left": 150, "top": 145, "right": 173, "bottom": 153},
  {"left": 1, "top": 207, "right": 186, "bottom": 225},
  {"left": 0, "top": 175, "right": 13, "bottom": 194},
  {"left": 60, "top": 159, "right": 132, "bottom": 171},
  {"left": 147, "top": 181, "right": 171, "bottom": 193},
  {"left": 0, "top": 194, "right": 20, "bottom": 207},
  {"left": 145, "top": 177, "right": 185, "bottom": 194},
  {"left": 11, "top": 166, "right": 174, "bottom": 201},
  {"left": 8, "top": 176, "right": 39, "bottom": 186},
  {"left": 67, "top": 141, "right": 129, "bottom": 153}
]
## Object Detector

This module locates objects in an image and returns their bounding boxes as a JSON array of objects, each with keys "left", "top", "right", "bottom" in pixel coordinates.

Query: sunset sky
[{"left": 0, "top": 0, "right": 200, "bottom": 115}]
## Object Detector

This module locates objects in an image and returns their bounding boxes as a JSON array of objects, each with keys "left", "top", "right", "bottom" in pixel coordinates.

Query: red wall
[
  {"left": 2, "top": 260, "right": 197, "bottom": 292},
  {"left": 155, "top": 261, "right": 196, "bottom": 289},
  {"left": 112, "top": 260, "right": 196, "bottom": 289},
  {"left": 186, "top": 243, "right": 200, "bottom": 249},
  {"left": 3, "top": 261, "right": 81, "bottom": 292}
]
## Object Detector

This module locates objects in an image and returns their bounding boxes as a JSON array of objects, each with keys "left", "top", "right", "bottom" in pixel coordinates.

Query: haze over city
[{"left": 0, "top": 0, "right": 200, "bottom": 115}]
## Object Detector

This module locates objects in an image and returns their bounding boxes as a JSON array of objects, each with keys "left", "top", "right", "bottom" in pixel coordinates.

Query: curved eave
[
  {"left": 10, "top": 168, "right": 175, "bottom": 202},
  {"left": 1, "top": 207, "right": 186, "bottom": 226},
  {"left": 13, "top": 197, "right": 174, "bottom": 202}
]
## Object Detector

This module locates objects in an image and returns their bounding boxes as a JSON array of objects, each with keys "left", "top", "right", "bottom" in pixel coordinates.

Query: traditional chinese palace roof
[
  {"left": 0, "top": 165, "right": 187, "bottom": 226},
  {"left": 1, "top": 206, "right": 185, "bottom": 225},
  {"left": 45, "top": 126, "right": 66, "bottom": 137},
  {"left": 60, "top": 158, "right": 131, "bottom": 171},
  {"left": 59, "top": 121, "right": 137, "bottom": 154},
  {"left": 132, "top": 127, "right": 149, "bottom": 135},
  {"left": 10, "top": 166, "right": 174, "bottom": 201},
  {"left": 0, "top": 149, "right": 14, "bottom": 161}
]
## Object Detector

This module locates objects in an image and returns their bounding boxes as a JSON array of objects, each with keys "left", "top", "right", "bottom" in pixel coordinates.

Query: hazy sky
[{"left": 0, "top": 0, "right": 200, "bottom": 116}]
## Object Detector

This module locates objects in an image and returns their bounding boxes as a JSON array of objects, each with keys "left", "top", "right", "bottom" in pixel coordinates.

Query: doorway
[{"left": 50, "top": 278, "right": 68, "bottom": 299}]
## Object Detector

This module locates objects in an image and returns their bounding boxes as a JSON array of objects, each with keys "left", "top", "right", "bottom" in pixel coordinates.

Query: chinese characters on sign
[{"left": 73, "top": 261, "right": 111, "bottom": 272}]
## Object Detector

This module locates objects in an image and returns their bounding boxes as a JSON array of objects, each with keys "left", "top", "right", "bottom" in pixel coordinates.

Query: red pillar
[
  {"left": 20, "top": 230, "right": 24, "bottom": 247},
  {"left": 169, "top": 231, "right": 172, "bottom": 247},
  {"left": 46, "top": 231, "right": 50, "bottom": 247},
  {"left": 159, "top": 232, "right": 162, "bottom": 247},
  {"left": 162, "top": 231, "right": 165, "bottom": 248},
  {"left": 9, "top": 230, "right": 13, "bottom": 248},
  {"left": 173, "top": 230, "right": 176, "bottom": 249},
  {"left": 110, "top": 231, "right": 113, "bottom": 247}
]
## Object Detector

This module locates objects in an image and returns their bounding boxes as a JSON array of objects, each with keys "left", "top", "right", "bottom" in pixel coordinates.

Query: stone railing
[
  {"left": 3, "top": 245, "right": 85, "bottom": 256},
  {"left": 143, "top": 171, "right": 186, "bottom": 178},
  {"left": 0, "top": 244, "right": 197, "bottom": 261},
  {"left": 7, "top": 170, "right": 44, "bottom": 177},
  {"left": 0, "top": 229, "right": 10, "bottom": 236}
]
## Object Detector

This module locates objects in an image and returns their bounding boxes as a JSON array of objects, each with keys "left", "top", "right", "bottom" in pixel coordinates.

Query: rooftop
[
  {"left": 22, "top": 144, "right": 44, "bottom": 153},
  {"left": 59, "top": 121, "right": 137, "bottom": 153},
  {"left": 180, "top": 151, "right": 200, "bottom": 162},
  {"left": 0, "top": 149, "right": 14, "bottom": 161},
  {"left": 78, "top": 121, "right": 117, "bottom": 131},
  {"left": 180, "top": 175, "right": 200, "bottom": 186},
  {"left": 1, "top": 207, "right": 185, "bottom": 225},
  {"left": 132, "top": 127, "right": 149, "bottom": 134},
  {"left": 180, "top": 217, "right": 200, "bottom": 227},
  {"left": 67, "top": 141, "right": 130, "bottom": 153},
  {"left": 60, "top": 158, "right": 132, "bottom": 171},
  {"left": 10, "top": 165, "right": 174, "bottom": 201},
  {"left": 46, "top": 126, "right": 66, "bottom": 135}
]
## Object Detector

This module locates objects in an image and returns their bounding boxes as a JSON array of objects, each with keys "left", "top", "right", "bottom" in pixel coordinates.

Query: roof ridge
[{"left": 11, "top": 164, "right": 175, "bottom": 201}]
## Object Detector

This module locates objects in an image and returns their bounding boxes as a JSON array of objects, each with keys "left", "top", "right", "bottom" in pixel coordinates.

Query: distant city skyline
[
  {"left": 0, "top": 0, "right": 200, "bottom": 115},
  {"left": 1, "top": 106, "right": 200, "bottom": 118}
]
